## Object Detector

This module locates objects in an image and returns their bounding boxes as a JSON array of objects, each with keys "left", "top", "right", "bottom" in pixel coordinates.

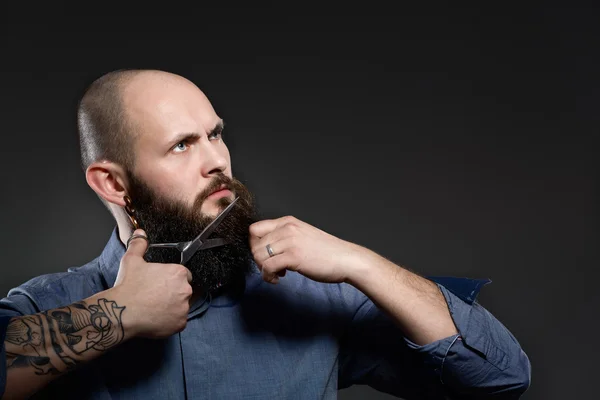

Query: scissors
[{"left": 130, "top": 196, "right": 240, "bottom": 265}]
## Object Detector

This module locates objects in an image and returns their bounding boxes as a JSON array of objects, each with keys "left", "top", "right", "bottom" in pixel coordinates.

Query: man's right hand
[
  {"left": 1, "top": 230, "right": 193, "bottom": 400},
  {"left": 111, "top": 229, "right": 193, "bottom": 339}
]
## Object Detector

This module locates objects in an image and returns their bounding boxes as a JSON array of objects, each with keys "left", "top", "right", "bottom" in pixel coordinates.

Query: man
[{"left": 0, "top": 69, "right": 531, "bottom": 399}]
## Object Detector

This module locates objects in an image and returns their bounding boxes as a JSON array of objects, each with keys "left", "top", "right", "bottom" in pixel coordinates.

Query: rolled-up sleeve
[
  {"left": 338, "top": 276, "right": 531, "bottom": 399},
  {"left": 405, "top": 277, "right": 532, "bottom": 399}
]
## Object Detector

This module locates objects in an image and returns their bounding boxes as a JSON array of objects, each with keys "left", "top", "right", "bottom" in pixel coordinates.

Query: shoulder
[{"left": 4, "top": 258, "right": 107, "bottom": 313}]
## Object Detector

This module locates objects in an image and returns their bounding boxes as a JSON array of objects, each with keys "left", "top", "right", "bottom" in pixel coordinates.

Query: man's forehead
[{"left": 120, "top": 72, "right": 219, "bottom": 141}]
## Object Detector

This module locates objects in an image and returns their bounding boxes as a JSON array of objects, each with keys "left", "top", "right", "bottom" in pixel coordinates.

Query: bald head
[
  {"left": 77, "top": 68, "right": 207, "bottom": 173},
  {"left": 78, "top": 69, "right": 136, "bottom": 172}
]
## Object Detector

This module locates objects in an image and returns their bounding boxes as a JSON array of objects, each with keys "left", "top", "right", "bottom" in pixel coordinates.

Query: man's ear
[{"left": 86, "top": 161, "right": 129, "bottom": 207}]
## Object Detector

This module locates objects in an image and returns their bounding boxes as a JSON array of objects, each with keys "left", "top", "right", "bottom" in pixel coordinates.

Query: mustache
[{"left": 192, "top": 173, "right": 235, "bottom": 209}]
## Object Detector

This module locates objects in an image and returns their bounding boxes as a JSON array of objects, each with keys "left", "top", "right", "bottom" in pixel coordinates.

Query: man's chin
[{"left": 201, "top": 194, "right": 236, "bottom": 216}]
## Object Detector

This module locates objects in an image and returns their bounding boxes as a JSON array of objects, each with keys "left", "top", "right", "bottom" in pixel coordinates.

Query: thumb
[{"left": 126, "top": 229, "right": 149, "bottom": 257}]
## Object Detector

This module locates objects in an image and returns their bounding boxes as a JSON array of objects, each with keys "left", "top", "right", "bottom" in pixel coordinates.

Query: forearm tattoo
[{"left": 4, "top": 298, "right": 126, "bottom": 375}]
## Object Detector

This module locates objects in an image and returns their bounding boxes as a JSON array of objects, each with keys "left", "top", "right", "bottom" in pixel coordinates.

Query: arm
[
  {"left": 1, "top": 229, "right": 193, "bottom": 400},
  {"left": 344, "top": 246, "right": 531, "bottom": 398},
  {"left": 2, "top": 289, "right": 131, "bottom": 400},
  {"left": 247, "top": 216, "right": 531, "bottom": 398},
  {"left": 344, "top": 249, "right": 458, "bottom": 346}
]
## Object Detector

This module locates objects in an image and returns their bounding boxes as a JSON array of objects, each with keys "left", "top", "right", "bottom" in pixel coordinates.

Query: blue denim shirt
[{"left": 0, "top": 228, "right": 531, "bottom": 399}]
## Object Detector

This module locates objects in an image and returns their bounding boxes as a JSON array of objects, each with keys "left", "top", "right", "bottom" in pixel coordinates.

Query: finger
[
  {"left": 250, "top": 230, "right": 282, "bottom": 258},
  {"left": 186, "top": 269, "right": 193, "bottom": 283},
  {"left": 261, "top": 251, "right": 297, "bottom": 284},
  {"left": 126, "top": 229, "right": 149, "bottom": 256},
  {"left": 248, "top": 232, "right": 261, "bottom": 249},
  {"left": 252, "top": 238, "right": 279, "bottom": 266},
  {"left": 251, "top": 230, "right": 290, "bottom": 265},
  {"left": 266, "top": 269, "right": 287, "bottom": 282},
  {"left": 249, "top": 216, "right": 297, "bottom": 238},
  {"left": 262, "top": 265, "right": 283, "bottom": 284}
]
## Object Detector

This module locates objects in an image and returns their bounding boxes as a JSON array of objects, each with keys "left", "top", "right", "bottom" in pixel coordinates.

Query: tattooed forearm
[{"left": 5, "top": 298, "right": 126, "bottom": 375}]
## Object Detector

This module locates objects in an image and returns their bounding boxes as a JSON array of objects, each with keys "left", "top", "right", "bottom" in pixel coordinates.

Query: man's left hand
[{"left": 249, "top": 216, "right": 363, "bottom": 284}]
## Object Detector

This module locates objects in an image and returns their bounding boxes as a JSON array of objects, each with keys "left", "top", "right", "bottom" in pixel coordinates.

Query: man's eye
[
  {"left": 173, "top": 142, "right": 188, "bottom": 152},
  {"left": 209, "top": 131, "right": 222, "bottom": 140}
]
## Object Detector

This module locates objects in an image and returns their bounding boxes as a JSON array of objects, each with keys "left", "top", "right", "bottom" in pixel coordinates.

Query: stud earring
[{"left": 123, "top": 195, "right": 140, "bottom": 230}]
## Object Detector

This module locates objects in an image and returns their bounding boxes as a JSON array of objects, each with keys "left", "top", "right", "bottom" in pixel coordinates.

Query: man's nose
[{"left": 200, "top": 142, "right": 228, "bottom": 176}]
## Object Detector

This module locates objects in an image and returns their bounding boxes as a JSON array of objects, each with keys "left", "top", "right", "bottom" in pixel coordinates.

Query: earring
[{"left": 123, "top": 195, "right": 140, "bottom": 230}]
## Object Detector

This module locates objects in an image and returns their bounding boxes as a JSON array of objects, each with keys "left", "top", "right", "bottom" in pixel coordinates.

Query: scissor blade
[
  {"left": 197, "top": 238, "right": 230, "bottom": 250},
  {"left": 147, "top": 243, "right": 183, "bottom": 249},
  {"left": 182, "top": 197, "right": 239, "bottom": 256}
]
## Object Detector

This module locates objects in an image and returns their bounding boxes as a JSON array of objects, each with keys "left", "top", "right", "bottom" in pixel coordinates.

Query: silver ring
[
  {"left": 127, "top": 234, "right": 148, "bottom": 249},
  {"left": 266, "top": 244, "right": 275, "bottom": 257}
]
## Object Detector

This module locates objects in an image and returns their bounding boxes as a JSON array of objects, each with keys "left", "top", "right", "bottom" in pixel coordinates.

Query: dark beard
[{"left": 126, "top": 171, "right": 258, "bottom": 294}]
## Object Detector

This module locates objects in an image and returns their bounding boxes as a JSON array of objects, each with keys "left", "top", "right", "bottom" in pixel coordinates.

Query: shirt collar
[{"left": 99, "top": 227, "right": 127, "bottom": 288}]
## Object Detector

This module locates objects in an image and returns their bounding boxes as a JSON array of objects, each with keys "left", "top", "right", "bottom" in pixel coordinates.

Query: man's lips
[{"left": 207, "top": 186, "right": 232, "bottom": 199}]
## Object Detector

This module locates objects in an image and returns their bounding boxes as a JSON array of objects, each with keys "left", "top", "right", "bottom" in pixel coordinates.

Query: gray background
[{"left": 1, "top": 4, "right": 597, "bottom": 400}]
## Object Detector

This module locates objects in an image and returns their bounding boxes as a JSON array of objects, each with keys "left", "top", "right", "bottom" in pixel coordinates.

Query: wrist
[
  {"left": 92, "top": 287, "right": 139, "bottom": 341},
  {"left": 342, "top": 243, "right": 381, "bottom": 287}
]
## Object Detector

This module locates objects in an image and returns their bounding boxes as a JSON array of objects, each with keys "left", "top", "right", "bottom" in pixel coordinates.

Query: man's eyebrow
[
  {"left": 208, "top": 120, "right": 225, "bottom": 136},
  {"left": 167, "top": 132, "right": 201, "bottom": 149},
  {"left": 167, "top": 120, "right": 225, "bottom": 149}
]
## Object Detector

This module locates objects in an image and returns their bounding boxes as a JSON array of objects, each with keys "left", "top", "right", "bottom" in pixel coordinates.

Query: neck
[{"left": 117, "top": 220, "right": 135, "bottom": 249}]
